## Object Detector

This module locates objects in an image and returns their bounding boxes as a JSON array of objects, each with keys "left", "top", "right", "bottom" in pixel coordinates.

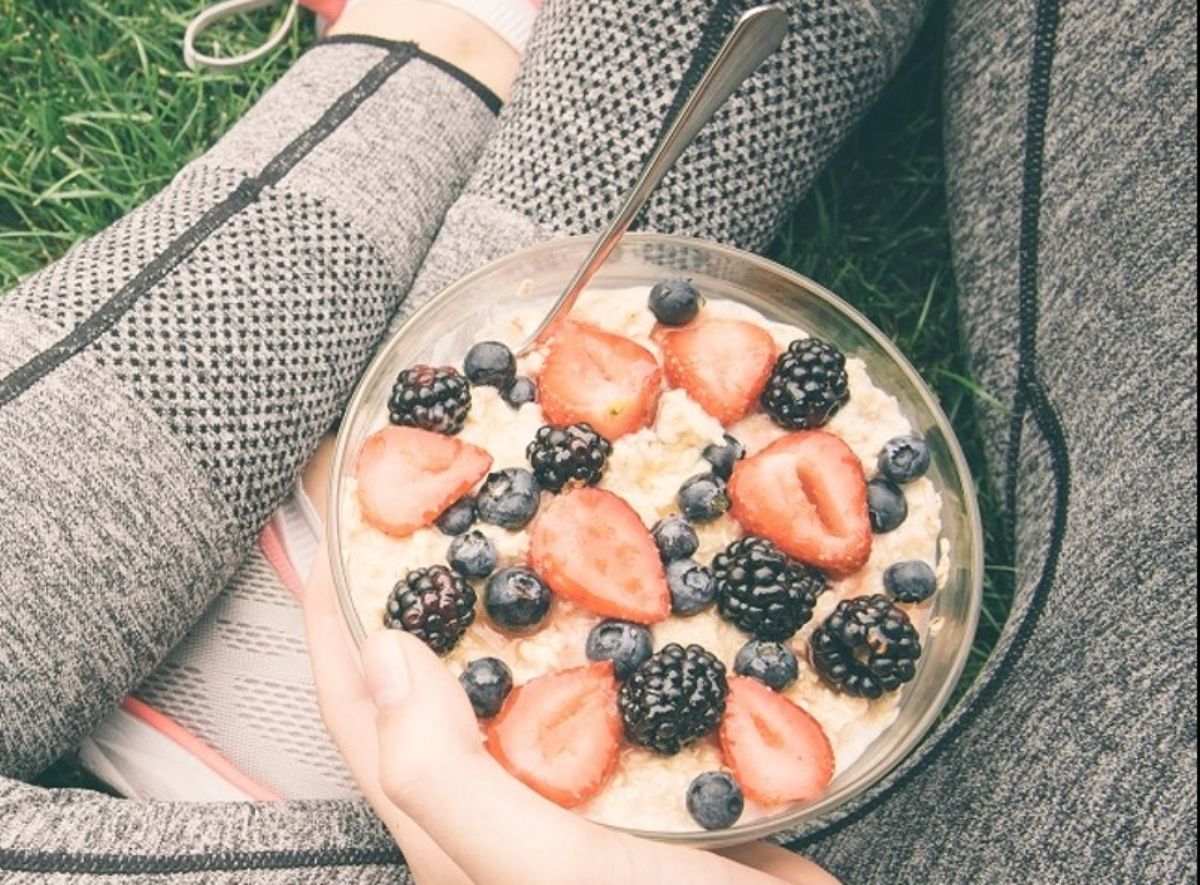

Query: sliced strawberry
[
  {"left": 729, "top": 430, "right": 871, "bottom": 574},
  {"left": 486, "top": 662, "right": 621, "bottom": 807},
  {"left": 720, "top": 675, "right": 835, "bottom": 805},
  {"left": 538, "top": 321, "right": 662, "bottom": 439},
  {"left": 656, "top": 319, "right": 776, "bottom": 425},
  {"left": 529, "top": 487, "right": 670, "bottom": 623},
  {"left": 355, "top": 426, "right": 492, "bottom": 537}
]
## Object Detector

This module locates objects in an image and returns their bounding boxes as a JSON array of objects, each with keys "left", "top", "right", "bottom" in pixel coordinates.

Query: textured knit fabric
[
  {"left": 791, "top": 0, "right": 1199, "bottom": 880},
  {"left": 0, "top": 37, "right": 497, "bottom": 784},
  {"left": 404, "top": 0, "right": 930, "bottom": 323}
]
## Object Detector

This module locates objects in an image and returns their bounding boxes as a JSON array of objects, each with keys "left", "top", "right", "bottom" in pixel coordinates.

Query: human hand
[{"left": 303, "top": 540, "right": 838, "bottom": 885}]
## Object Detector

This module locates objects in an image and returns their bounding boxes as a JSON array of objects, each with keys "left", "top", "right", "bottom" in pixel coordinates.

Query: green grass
[{"left": 3, "top": 1, "right": 1010, "bottom": 790}]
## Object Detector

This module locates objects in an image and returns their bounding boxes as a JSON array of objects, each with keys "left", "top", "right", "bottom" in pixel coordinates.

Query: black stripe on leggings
[
  {"left": 790, "top": 0, "right": 1073, "bottom": 847},
  {"left": 0, "top": 43, "right": 415, "bottom": 411},
  {"left": 0, "top": 845, "right": 404, "bottom": 876}
]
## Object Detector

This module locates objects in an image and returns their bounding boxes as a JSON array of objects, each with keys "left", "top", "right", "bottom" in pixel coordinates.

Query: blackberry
[
  {"left": 810, "top": 594, "right": 922, "bottom": 699},
  {"left": 712, "top": 537, "right": 827, "bottom": 641},
  {"left": 388, "top": 365, "right": 471, "bottom": 434},
  {"left": 619, "top": 643, "right": 727, "bottom": 755},
  {"left": 526, "top": 423, "right": 611, "bottom": 492},
  {"left": 760, "top": 338, "right": 850, "bottom": 429},
  {"left": 383, "top": 565, "right": 476, "bottom": 655}
]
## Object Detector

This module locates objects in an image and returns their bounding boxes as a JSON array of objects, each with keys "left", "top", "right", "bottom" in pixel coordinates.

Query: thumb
[
  {"left": 361, "top": 629, "right": 488, "bottom": 801},
  {"left": 361, "top": 630, "right": 633, "bottom": 885}
]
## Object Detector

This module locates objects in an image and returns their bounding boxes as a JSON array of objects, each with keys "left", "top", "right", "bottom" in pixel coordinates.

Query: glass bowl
[{"left": 328, "top": 232, "right": 983, "bottom": 848}]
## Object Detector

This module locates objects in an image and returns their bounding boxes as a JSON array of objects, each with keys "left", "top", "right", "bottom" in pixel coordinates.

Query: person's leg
[
  {"left": 403, "top": 0, "right": 931, "bottom": 317},
  {"left": 1, "top": 4, "right": 523, "bottom": 878},
  {"left": 0, "top": 0, "right": 514, "bottom": 786},
  {"left": 788, "top": 0, "right": 1198, "bottom": 879}
]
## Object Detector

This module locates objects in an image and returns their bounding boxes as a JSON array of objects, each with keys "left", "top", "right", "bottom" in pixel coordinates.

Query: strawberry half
[
  {"left": 656, "top": 319, "right": 777, "bottom": 425},
  {"left": 719, "top": 675, "right": 835, "bottom": 805},
  {"left": 354, "top": 425, "right": 492, "bottom": 537},
  {"left": 729, "top": 430, "right": 871, "bottom": 574},
  {"left": 538, "top": 321, "right": 662, "bottom": 439},
  {"left": 486, "top": 662, "right": 621, "bottom": 807},
  {"left": 528, "top": 487, "right": 670, "bottom": 623}
]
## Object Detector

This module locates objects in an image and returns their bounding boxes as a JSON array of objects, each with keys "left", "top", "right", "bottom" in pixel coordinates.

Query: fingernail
[{"left": 363, "top": 631, "right": 411, "bottom": 709}]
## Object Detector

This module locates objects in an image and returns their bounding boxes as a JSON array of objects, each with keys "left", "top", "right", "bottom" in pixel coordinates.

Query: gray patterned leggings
[{"left": 1, "top": 0, "right": 1195, "bottom": 881}]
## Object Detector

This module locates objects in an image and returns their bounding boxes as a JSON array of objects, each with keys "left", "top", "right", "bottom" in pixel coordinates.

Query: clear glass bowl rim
[{"left": 328, "top": 232, "right": 985, "bottom": 848}]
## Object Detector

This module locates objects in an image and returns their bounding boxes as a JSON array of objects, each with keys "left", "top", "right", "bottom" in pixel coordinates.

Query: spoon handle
[{"left": 524, "top": 4, "right": 789, "bottom": 351}]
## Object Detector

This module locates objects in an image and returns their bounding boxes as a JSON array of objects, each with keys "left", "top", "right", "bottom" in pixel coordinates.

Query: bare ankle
[{"left": 328, "top": 0, "right": 520, "bottom": 100}]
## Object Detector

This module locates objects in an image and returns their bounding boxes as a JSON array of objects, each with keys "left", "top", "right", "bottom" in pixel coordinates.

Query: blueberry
[
  {"left": 686, "top": 771, "right": 744, "bottom": 830},
  {"left": 651, "top": 515, "right": 699, "bottom": 562},
  {"left": 677, "top": 473, "right": 730, "bottom": 523},
  {"left": 883, "top": 559, "right": 937, "bottom": 603},
  {"left": 435, "top": 496, "right": 476, "bottom": 535},
  {"left": 502, "top": 375, "right": 538, "bottom": 408},
  {"left": 485, "top": 566, "right": 551, "bottom": 632},
  {"left": 867, "top": 479, "right": 908, "bottom": 533},
  {"left": 878, "top": 435, "right": 931, "bottom": 484},
  {"left": 666, "top": 558, "right": 717, "bottom": 616},
  {"left": 476, "top": 468, "right": 541, "bottom": 529},
  {"left": 585, "top": 619, "right": 653, "bottom": 680},
  {"left": 463, "top": 341, "right": 516, "bottom": 388},
  {"left": 733, "top": 639, "right": 799, "bottom": 691},
  {"left": 648, "top": 279, "right": 702, "bottom": 326},
  {"left": 447, "top": 529, "right": 498, "bottom": 579},
  {"left": 701, "top": 434, "right": 745, "bottom": 480},
  {"left": 459, "top": 657, "right": 513, "bottom": 719}
]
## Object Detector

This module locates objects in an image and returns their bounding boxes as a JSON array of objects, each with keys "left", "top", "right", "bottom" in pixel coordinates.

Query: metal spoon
[{"left": 520, "top": 4, "right": 790, "bottom": 354}]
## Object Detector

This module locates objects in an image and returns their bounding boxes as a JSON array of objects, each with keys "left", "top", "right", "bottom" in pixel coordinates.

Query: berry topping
[
  {"left": 648, "top": 279, "right": 703, "bottom": 326},
  {"left": 486, "top": 662, "right": 621, "bottom": 807},
  {"left": 388, "top": 365, "right": 471, "bottom": 435},
  {"left": 529, "top": 488, "right": 670, "bottom": 623},
  {"left": 651, "top": 515, "right": 700, "bottom": 562},
  {"left": 878, "top": 434, "right": 931, "bottom": 484},
  {"left": 760, "top": 338, "right": 850, "bottom": 430},
  {"left": 657, "top": 319, "right": 777, "bottom": 424},
  {"left": 383, "top": 565, "right": 476, "bottom": 655},
  {"left": 539, "top": 321, "right": 662, "bottom": 440},
  {"left": 712, "top": 536, "right": 827, "bottom": 641},
  {"left": 502, "top": 375, "right": 538, "bottom": 408},
  {"left": 435, "top": 495, "right": 476, "bottom": 536},
  {"left": 484, "top": 566, "right": 552, "bottom": 632},
  {"left": 476, "top": 468, "right": 541, "bottom": 530},
  {"left": 729, "top": 431, "right": 872, "bottom": 574},
  {"left": 867, "top": 478, "right": 908, "bottom": 533},
  {"left": 585, "top": 619, "right": 654, "bottom": 680},
  {"left": 355, "top": 426, "right": 492, "bottom": 538},
  {"left": 666, "top": 558, "right": 717, "bottom": 616},
  {"left": 619, "top": 643, "right": 728, "bottom": 755},
  {"left": 883, "top": 560, "right": 937, "bottom": 603},
  {"left": 702, "top": 434, "right": 745, "bottom": 480},
  {"left": 677, "top": 472, "right": 730, "bottom": 523},
  {"left": 686, "top": 771, "right": 745, "bottom": 830},
  {"left": 459, "top": 657, "right": 513, "bottom": 719},
  {"left": 810, "top": 594, "right": 922, "bottom": 698},
  {"left": 719, "top": 675, "right": 835, "bottom": 804},
  {"left": 733, "top": 639, "right": 799, "bottom": 691},
  {"left": 463, "top": 341, "right": 516, "bottom": 388},
  {"left": 447, "top": 529, "right": 498, "bottom": 579},
  {"left": 526, "top": 423, "right": 612, "bottom": 493}
]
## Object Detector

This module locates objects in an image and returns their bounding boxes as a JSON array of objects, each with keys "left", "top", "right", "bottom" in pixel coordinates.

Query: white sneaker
[{"left": 78, "top": 486, "right": 357, "bottom": 801}]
